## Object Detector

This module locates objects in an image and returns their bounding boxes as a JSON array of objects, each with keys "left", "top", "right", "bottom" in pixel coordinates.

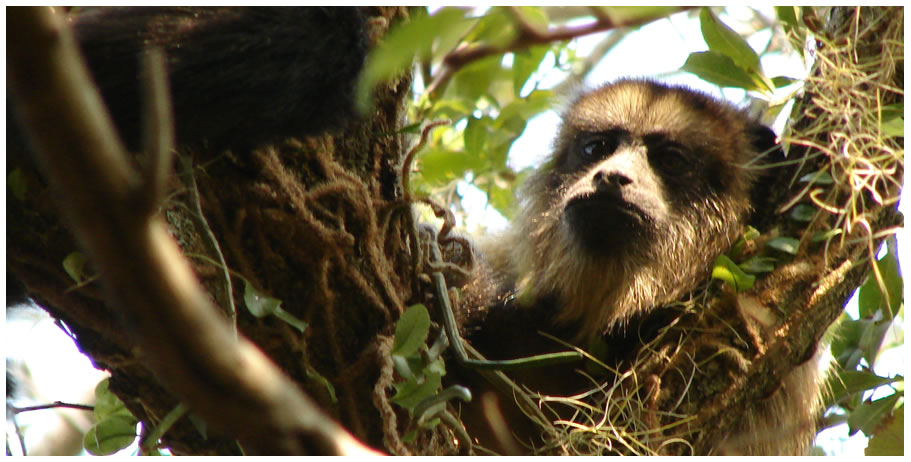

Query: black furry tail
[{"left": 15, "top": 6, "right": 368, "bottom": 154}]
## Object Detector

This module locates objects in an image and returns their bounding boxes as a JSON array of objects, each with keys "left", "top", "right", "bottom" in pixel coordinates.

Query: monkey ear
[
  {"left": 746, "top": 123, "right": 788, "bottom": 231},
  {"left": 746, "top": 123, "right": 785, "bottom": 165}
]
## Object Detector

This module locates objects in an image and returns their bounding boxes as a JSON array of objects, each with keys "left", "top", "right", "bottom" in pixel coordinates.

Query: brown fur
[
  {"left": 717, "top": 293, "right": 832, "bottom": 455},
  {"left": 456, "top": 79, "right": 826, "bottom": 455},
  {"left": 486, "top": 79, "right": 760, "bottom": 340}
]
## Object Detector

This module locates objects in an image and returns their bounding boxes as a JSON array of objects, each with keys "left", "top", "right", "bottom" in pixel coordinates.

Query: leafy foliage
[
  {"left": 825, "top": 246, "right": 904, "bottom": 452},
  {"left": 712, "top": 254, "right": 756, "bottom": 292},
  {"left": 83, "top": 378, "right": 139, "bottom": 455},
  {"left": 358, "top": 7, "right": 585, "bottom": 222},
  {"left": 359, "top": 5, "right": 904, "bottom": 455},
  {"left": 389, "top": 304, "right": 471, "bottom": 442},
  {"left": 359, "top": 6, "right": 904, "bottom": 455}
]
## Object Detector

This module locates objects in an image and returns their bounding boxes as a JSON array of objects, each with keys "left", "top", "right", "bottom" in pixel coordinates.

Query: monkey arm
[{"left": 427, "top": 237, "right": 583, "bottom": 371}]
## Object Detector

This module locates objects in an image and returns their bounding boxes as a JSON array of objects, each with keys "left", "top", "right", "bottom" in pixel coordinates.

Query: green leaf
[
  {"left": 512, "top": 45, "right": 549, "bottom": 96},
  {"left": 766, "top": 236, "right": 799, "bottom": 255},
  {"left": 390, "top": 371, "right": 442, "bottom": 410},
  {"left": 775, "top": 6, "right": 799, "bottom": 31},
  {"left": 599, "top": 6, "right": 680, "bottom": 23},
  {"left": 699, "top": 8, "right": 761, "bottom": 74},
  {"left": 866, "top": 404, "right": 904, "bottom": 455},
  {"left": 771, "top": 76, "right": 799, "bottom": 88},
  {"left": 7, "top": 168, "right": 27, "bottom": 201},
  {"left": 789, "top": 204, "right": 816, "bottom": 222},
  {"left": 712, "top": 254, "right": 755, "bottom": 292},
  {"left": 878, "top": 247, "right": 904, "bottom": 316},
  {"left": 484, "top": 179, "right": 518, "bottom": 219},
  {"left": 429, "top": 99, "right": 474, "bottom": 120},
  {"left": 85, "top": 378, "right": 139, "bottom": 456},
  {"left": 848, "top": 393, "right": 901, "bottom": 437},
  {"left": 799, "top": 170, "right": 834, "bottom": 185},
  {"left": 392, "top": 304, "right": 431, "bottom": 358},
  {"left": 464, "top": 116, "right": 491, "bottom": 155},
  {"left": 63, "top": 252, "right": 89, "bottom": 284},
  {"left": 398, "top": 122, "right": 425, "bottom": 135},
  {"left": 775, "top": 7, "right": 807, "bottom": 60},
  {"left": 496, "top": 90, "right": 555, "bottom": 128},
  {"left": 513, "top": 6, "right": 549, "bottom": 32},
  {"left": 392, "top": 354, "right": 414, "bottom": 379},
  {"left": 273, "top": 308, "right": 308, "bottom": 334},
  {"left": 742, "top": 226, "right": 761, "bottom": 241},
  {"left": 357, "top": 7, "right": 469, "bottom": 109},
  {"left": 881, "top": 103, "right": 904, "bottom": 121},
  {"left": 810, "top": 228, "right": 842, "bottom": 243},
  {"left": 858, "top": 249, "right": 903, "bottom": 318},
  {"left": 93, "top": 378, "right": 134, "bottom": 421},
  {"left": 425, "top": 357, "right": 446, "bottom": 377},
  {"left": 830, "top": 317, "right": 866, "bottom": 370},
  {"left": 681, "top": 51, "right": 763, "bottom": 92},
  {"left": 418, "top": 415, "right": 442, "bottom": 429},
  {"left": 828, "top": 370, "right": 903, "bottom": 403},
  {"left": 305, "top": 366, "right": 337, "bottom": 404},
  {"left": 739, "top": 256, "right": 776, "bottom": 274},
  {"left": 450, "top": 54, "right": 507, "bottom": 105},
  {"left": 243, "top": 280, "right": 282, "bottom": 318},
  {"left": 84, "top": 415, "right": 139, "bottom": 456},
  {"left": 402, "top": 429, "right": 419, "bottom": 443},
  {"left": 418, "top": 147, "right": 485, "bottom": 187},
  {"left": 466, "top": 8, "right": 517, "bottom": 48},
  {"left": 881, "top": 117, "right": 903, "bottom": 138},
  {"left": 858, "top": 274, "right": 881, "bottom": 319},
  {"left": 859, "top": 319, "right": 895, "bottom": 366}
]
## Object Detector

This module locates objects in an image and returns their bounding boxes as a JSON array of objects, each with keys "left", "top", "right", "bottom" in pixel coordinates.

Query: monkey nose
[{"left": 594, "top": 171, "right": 633, "bottom": 190}]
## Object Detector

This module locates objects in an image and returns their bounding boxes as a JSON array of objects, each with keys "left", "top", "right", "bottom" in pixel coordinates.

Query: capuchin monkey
[{"left": 456, "top": 79, "right": 825, "bottom": 455}]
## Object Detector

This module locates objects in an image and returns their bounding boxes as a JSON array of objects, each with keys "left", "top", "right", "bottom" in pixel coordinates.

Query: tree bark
[{"left": 8, "top": 5, "right": 412, "bottom": 455}]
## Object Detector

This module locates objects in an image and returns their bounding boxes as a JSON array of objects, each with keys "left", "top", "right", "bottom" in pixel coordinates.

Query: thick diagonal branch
[{"left": 7, "top": 6, "right": 377, "bottom": 456}]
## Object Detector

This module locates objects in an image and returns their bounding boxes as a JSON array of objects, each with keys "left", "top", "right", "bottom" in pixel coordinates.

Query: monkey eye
[
  {"left": 652, "top": 144, "right": 693, "bottom": 175},
  {"left": 580, "top": 136, "right": 620, "bottom": 160}
]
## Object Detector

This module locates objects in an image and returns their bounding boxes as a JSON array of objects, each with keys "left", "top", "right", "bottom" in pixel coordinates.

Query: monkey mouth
[
  {"left": 564, "top": 194, "right": 649, "bottom": 225},
  {"left": 563, "top": 194, "right": 651, "bottom": 254}
]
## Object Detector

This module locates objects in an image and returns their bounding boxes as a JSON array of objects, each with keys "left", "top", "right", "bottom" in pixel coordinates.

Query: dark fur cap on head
[{"left": 485, "top": 79, "right": 776, "bottom": 340}]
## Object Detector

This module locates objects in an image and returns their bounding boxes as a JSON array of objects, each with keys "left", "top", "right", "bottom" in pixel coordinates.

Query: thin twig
[
  {"left": 178, "top": 156, "right": 237, "bottom": 331},
  {"left": 11, "top": 401, "right": 94, "bottom": 414},
  {"left": 401, "top": 120, "right": 451, "bottom": 201},
  {"left": 552, "top": 29, "right": 630, "bottom": 96},
  {"left": 425, "top": 7, "right": 694, "bottom": 98}
]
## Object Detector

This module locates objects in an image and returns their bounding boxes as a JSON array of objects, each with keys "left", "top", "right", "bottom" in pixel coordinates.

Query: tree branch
[
  {"left": 11, "top": 401, "right": 95, "bottom": 414},
  {"left": 6, "top": 6, "right": 379, "bottom": 456},
  {"left": 138, "top": 47, "right": 175, "bottom": 212},
  {"left": 425, "top": 6, "right": 695, "bottom": 98}
]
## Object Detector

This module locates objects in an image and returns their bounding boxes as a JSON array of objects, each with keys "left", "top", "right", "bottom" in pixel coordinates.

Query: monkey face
[
  {"left": 502, "top": 79, "right": 767, "bottom": 338},
  {"left": 557, "top": 129, "right": 704, "bottom": 256},
  {"left": 553, "top": 125, "right": 729, "bottom": 258},
  {"left": 546, "top": 80, "right": 750, "bottom": 259}
]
